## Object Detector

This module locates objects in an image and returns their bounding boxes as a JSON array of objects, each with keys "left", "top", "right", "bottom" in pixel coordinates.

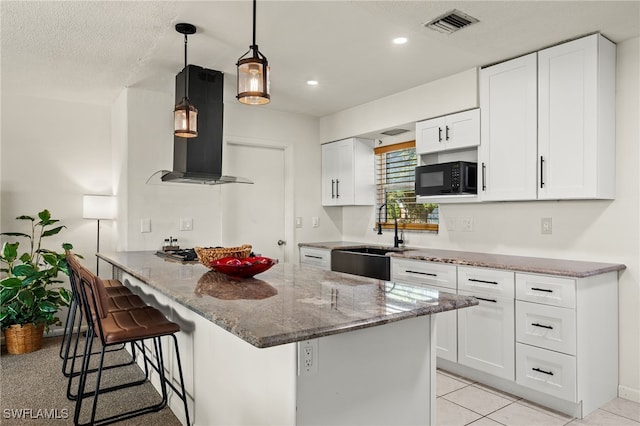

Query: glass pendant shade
[
  {"left": 174, "top": 97, "right": 198, "bottom": 138},
  {"left": 237, "top": 52, "right": 270, "bottom": 105}
]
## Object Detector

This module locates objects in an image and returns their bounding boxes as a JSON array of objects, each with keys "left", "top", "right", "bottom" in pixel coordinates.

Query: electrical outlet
[
  {"left": 312, "top": 217, "right": 319, "bottom": 228},
  {"left": 140, "top": 219, "right": 151, "bottom": 233},
  {"left": 460, "top": 217, "right": 473, "bottom": 232},
  {"left": 541, "top": 217, "right": 552, "bottom": 235},
  {"left": 295, "top": 217, "right": 303, "bottom": 228},
  {"left": 298, "top": 339, "right": 318, "bottom": 375},
  {"left": 180, "top": 218, "right": 193, "bottom": 231}
]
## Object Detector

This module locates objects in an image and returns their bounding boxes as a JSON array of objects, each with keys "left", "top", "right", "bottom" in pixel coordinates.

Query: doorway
[{"left": 221, "top": 142, "right": 288, "bottom": 262}]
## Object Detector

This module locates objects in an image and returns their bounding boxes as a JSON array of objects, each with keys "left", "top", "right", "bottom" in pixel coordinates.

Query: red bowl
[{"left": 209, "top": 256, "right": 277, "bottom": 278}]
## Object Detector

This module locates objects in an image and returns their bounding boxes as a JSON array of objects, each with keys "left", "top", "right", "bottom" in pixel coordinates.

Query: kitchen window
[{"left": 375, "top": 141, "right": 438, "bottom": 232}]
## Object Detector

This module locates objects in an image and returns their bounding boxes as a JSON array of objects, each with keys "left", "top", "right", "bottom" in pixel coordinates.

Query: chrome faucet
[{"left": 377, "top": 202, "right": 404, "bottom": 248}]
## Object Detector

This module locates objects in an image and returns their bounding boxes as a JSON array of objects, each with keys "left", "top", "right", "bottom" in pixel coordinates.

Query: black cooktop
[{"left": 155, "top": 248, "right": 198, "bottom": 262}]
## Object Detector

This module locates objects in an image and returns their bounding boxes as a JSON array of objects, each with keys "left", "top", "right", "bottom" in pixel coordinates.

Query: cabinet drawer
[
  {"left": 516, "top": 301, "right": 576, "bottom": 355},
  {"left": 458, "top": 266, "right": 515, "bottom": 298},
  {"left": 390, "top": 259, "right": 456, "bottom": 290},
  {"left": 299, "top": 247, "right": 331, "bottom": 270},
  {"left": 516, "top": 273, "right": 576, "bottom": 308},
  {"left": 516, "top": 343, "right": 576, "bottom": 402}
]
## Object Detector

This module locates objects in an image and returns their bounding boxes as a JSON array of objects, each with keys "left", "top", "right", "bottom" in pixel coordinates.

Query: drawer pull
[
  {"left": 304, "top": 255, "right": 323, "bottom": 259},
  {"left": 405, "top": 270, "right": 437, "bottom": 277},
  {"left": 532, "top": 322, "right": 553, "bottom": 330},
  {"left": 475, "top": 296, "right": 497, "bottom": 303},
  {"left": 469, "top": 278, "right": 498, "bottom": 285},
  {"left": 532, "top": 367, "right": 554, "bottom": 376},
  {"left": 531, "top": 287, "right": 553, "bottom": 293}
]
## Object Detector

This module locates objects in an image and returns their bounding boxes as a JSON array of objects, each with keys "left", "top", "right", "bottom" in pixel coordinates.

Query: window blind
[{"left": 374, "top": 141, "right": 438, "bottom": 231}]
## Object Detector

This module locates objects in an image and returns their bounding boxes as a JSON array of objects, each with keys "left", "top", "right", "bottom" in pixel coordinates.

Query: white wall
[
  {"left": 116, "top": 86, "right": 331, "bottom": 261},
  {"left": 334, "top": 37, "right": 640, "bottom": 401},
  {"left": 0, "top": 94, "right": 115, "bottom": 273}
]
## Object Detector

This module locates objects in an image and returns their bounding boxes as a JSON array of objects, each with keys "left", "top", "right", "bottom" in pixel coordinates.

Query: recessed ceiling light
[
  {"left": 307, "top": 80, "right": 319, "bottom": 86},
  {"left": 393, "top": 37, "right": 408, "bottom": 45}
]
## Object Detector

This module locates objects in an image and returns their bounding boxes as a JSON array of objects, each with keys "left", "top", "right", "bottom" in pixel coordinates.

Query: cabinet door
[
  {"left": 416, "top": 116, "right": 446, "bottom": 154},
  {"left": 335, "top": 139, "right": 355, "bottom": 205},
  {"left": 435, "top": 309, "right": 458, "bottom": 363},
  {"left": 321, "top": 143, "right": 338, "bottom": 206},
  {"left": 479, "top": 53, "right": 538, "bottom": 201},
  {"left": 299, "top": 247, "right": 331, "bottom": 270},
  {"left": 445, "top": 109, "right": 480, "bottom": 152},
  {"left": 538, "top": 34, "right": 615, "bottom": 199},
  {"left": 458, "top": 290, "right": 515, "bottom": 380}
]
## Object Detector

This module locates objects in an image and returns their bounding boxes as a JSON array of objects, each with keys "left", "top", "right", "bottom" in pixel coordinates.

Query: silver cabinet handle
[
  {"left": 335, "top": 179, "right": 340, "bottom": 198},
  {"left": 331, "top": 179, "right": 335, "bottom": 198},
  {"left": 540, "top": 156, "right": 545, "bottom": 188}
]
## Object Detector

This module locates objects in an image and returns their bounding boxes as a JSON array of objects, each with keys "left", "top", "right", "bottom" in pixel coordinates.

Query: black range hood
[{"left": 159, "top": 65, "right": 252, "bottom": 185}]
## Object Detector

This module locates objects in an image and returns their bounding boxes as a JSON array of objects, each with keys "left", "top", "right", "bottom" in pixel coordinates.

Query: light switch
[
  {"left": 140, "top": 218, "right": 151, "bottom": 233},
  {"left": 295, "top": 217, "right": 303, "bottom": 228},
  {"left": 312, "top": 217, "right": 319, "bottom": 228},
  {"left": 180, "top": 218, "right": 193, "bottom": 231}
]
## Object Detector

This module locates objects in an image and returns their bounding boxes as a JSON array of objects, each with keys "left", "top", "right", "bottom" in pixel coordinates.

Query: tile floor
[{"left": 436, "top": 369, "right": 640, "bottom": 426}]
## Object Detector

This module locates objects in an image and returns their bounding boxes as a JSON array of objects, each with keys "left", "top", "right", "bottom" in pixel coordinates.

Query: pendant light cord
[
  {"left": 252, "top": 0, "right": 257, "bottom": 48},
  {"left": 184, "top": 33, "right": 189, "bottom": 97}
]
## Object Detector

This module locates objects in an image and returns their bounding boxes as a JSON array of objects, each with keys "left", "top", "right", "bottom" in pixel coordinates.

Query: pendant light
[
  {"left": 236, "top": 0, "right": 270, "bottom": 105},
  {"left": 174, "top": 23, "right": 198, "bottom": 138}
]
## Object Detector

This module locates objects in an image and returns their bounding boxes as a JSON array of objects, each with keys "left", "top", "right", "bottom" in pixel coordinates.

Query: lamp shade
[{"left": 83, "top": 195, "right": 116, "bottom": 220}]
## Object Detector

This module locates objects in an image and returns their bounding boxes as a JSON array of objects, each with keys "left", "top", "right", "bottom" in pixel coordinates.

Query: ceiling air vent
[
  {"left": 381, "top": 128, "right": 409, "bottom": 136},
  {"left": 424, "top": 9, "right": 479, "bottom": 34}
]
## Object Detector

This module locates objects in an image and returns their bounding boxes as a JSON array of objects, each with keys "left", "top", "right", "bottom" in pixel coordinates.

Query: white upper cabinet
[
  {"left": 321, "top": 138, "right": 374, "bottom": 206},
  {"left": 537, "top": 34, "right": 616, "bottom": 199},
  {"left": 479, "top": 53, "right": 538, "bottom": 201},
  {"left": 478, "top": 34, "right": 616, "bottom": 202},
  {"left": 416, "top": 109, "right": 480, "bottom": 154}
]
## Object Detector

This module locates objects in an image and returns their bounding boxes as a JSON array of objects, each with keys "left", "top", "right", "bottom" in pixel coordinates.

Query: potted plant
[{"left": 0, "top": 210, "right": 72, "bottom": 354}]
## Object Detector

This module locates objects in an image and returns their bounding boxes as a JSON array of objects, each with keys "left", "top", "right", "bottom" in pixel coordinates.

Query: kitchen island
[{"left": 97, "top": 251, "right": 478, "bottom": 426}]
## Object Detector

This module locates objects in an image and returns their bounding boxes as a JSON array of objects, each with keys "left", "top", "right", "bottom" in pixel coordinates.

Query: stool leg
[
  {"left": 171, "top": 333, "right": 191, "bottom": 426},
  {"left": 60, "top": 295, "right": 78, "bottom": 359}
]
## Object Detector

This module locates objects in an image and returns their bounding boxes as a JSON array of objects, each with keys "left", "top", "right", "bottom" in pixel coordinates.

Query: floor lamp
[{"left": 83, "top": 195, "right": 116, "bottom": 275}]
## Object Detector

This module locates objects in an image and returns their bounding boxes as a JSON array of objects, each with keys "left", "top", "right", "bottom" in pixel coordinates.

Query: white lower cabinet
[
  {"left": 390, "top": 258, "right": 618, "bottom": 419},
  {"left": 299, "top": 247, "right": 331, "bottom": 270},
  {"left": 457, "top": 290, "right": 515, "bottom": 380},
  {"left": 390, "top": 258, "right": 457, "bottom": 362}
]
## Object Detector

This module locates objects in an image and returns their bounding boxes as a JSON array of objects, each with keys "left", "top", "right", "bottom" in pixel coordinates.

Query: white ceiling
[{"left": 2, "top": 1, "right": 639, "bottom": 117}]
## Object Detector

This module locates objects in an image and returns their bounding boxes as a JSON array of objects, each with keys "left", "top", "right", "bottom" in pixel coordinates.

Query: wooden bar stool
[{"left": 73, "top": 256, "right": 190, "bottom": 426}]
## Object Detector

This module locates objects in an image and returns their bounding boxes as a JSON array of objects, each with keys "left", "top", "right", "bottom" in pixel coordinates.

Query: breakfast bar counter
[{"left": 97, "top": 251, "right": 478, "bottom": 426}]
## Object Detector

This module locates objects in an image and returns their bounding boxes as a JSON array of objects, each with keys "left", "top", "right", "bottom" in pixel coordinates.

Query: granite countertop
[
  {"left": 298, "top": 242, "right": 626, "bottom": 278},
  {"left": 97, "top": 251, "right": 478, "bottom": 349}
]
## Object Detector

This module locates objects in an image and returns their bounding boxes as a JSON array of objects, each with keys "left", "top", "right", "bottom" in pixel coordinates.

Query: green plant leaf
[
  {"left": 16, "top": 215, "right": 35, "bottom": 221},
  {"left": 0, "top": 277, "right": 23, "bottom": 289},
  {"left": 62, "top": 243, "right": 74, "bottom": 251},
  {"left": 39, "top": 301, "right": 58, "bottom": 313},
  {"left": 18, "top": 289, "right": 35, "bottom": 307},
  {"left": 41, "top": 253, "right": 58, "bottom": 266},
  {"left": 0, "top": 288, "right": 19, "bottom": 305},
  {"left": 59, "top": 288, "right": 71, "bottom": 305},
  {"left": 0, "top": 232, "right": 31, "bottom": 239},
  {"left": 42, "top": 226, "right": 65, "bottom": 237},
  {"left": 38, "top": 210, "right": 51, "bottom": 223},
  {"left": 12, "top": 263, "right": 36, "bottom": 277},
  {"left": 19, "top": 253, "right": 32, "bottom": 263},
  {"left": 2, "top": 242, "right": 19, "bottom": 262},
  {"left": 32, "top": 287, "right": 46, "bottom": 298}
]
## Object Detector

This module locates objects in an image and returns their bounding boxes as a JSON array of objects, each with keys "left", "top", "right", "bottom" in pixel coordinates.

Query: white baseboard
[{"left": 619, "top": 385, "right": 640, "bottom": 403}]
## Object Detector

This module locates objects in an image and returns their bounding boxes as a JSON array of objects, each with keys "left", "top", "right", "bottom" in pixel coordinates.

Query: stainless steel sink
[{"left": 331, "top": 246, "right": 407, "bottom": 280}]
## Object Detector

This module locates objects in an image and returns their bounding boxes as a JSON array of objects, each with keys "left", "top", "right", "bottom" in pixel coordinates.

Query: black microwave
[{"left": 415, "top": 161, "right": 477, "bottom": 196}]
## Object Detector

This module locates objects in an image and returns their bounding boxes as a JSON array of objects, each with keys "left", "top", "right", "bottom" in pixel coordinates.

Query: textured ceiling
[{"left": 2, "top": 1, "right": 639, "bottom": 117}]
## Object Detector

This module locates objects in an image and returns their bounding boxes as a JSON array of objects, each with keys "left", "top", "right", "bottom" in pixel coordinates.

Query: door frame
[{"left": 222, "top": 136, "right": 294, "bottom": 263}]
